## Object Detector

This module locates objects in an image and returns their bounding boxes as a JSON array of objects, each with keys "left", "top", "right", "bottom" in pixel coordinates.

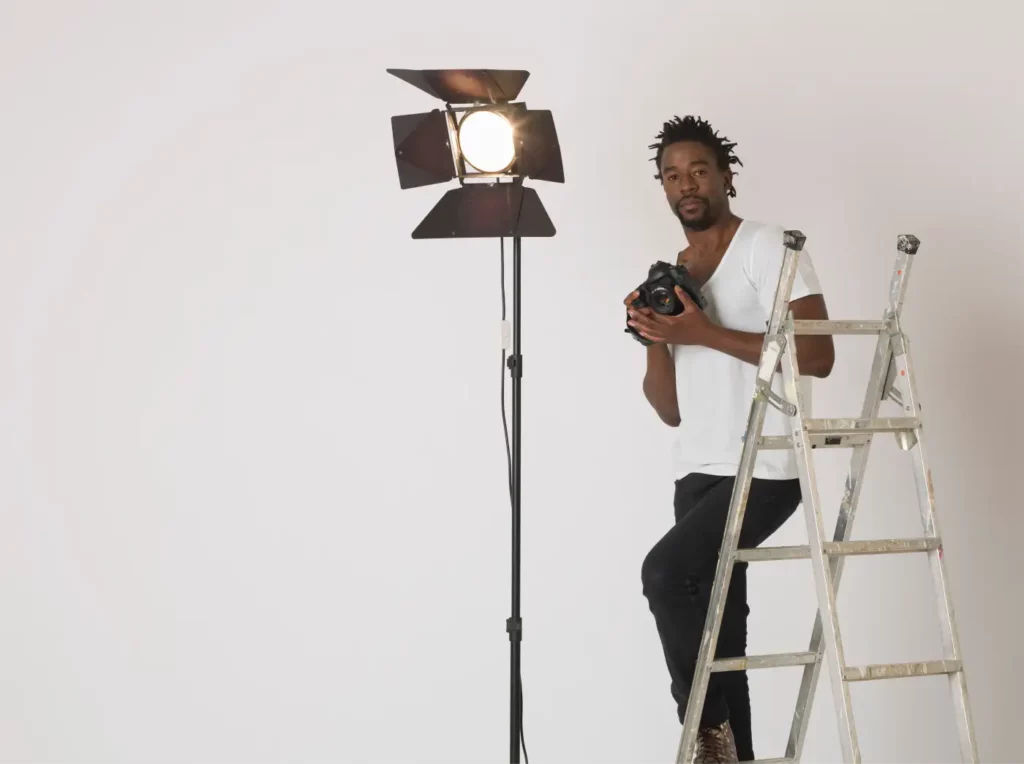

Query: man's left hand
[{"left": 627, "top": 287, "right": 712, "bottom": 345}]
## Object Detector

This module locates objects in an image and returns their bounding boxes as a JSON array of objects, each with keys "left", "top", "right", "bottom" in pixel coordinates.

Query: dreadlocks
[{"left": 649, "top": 115, "right": 743, "bottom": 197}]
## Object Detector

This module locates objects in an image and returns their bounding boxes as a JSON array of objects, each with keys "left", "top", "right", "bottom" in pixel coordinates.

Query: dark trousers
[{"left": 641, "top": 473, "right": 802, "bottom": 762}]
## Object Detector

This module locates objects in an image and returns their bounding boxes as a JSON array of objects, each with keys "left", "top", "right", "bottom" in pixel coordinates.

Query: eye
[{"left": 694, "top": 169, "right": 708, "bottom": 177}]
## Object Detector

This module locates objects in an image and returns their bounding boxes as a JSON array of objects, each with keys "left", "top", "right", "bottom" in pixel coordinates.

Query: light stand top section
[{"left": 386, "top": 68, "right": 530, "bottom": 104}]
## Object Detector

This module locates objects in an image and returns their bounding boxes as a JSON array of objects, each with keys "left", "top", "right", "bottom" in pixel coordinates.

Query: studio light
[
  {"left": 387, "top": 68, "right": 564, "bottom": 764},
  {"left": 387, "top": 67, "right": 564, "bottom": 238}
]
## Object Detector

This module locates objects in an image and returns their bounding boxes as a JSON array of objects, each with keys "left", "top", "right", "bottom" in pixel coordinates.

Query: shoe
[{"left": 692, "top": 719, "right": 739, "bottom": 763}]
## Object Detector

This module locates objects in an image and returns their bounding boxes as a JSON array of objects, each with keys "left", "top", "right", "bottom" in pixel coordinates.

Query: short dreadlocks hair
[{"left": 649, "top": 115, "right": 743, "bottom": 197}]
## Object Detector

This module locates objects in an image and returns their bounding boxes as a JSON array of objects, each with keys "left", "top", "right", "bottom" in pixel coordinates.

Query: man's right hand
[
  {"left": 623, "top": 290, "right": 656, "bottom": 324},
  {"left": 624, "top": 290, "right": 669, "bottom": 348},
  {"left": 627, "top": 289, "right": 680, "bottom": 424}
]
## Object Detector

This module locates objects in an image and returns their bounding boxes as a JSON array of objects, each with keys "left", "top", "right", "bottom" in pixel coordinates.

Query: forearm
[
  {"left": 701, "top": 324, "right": 765, "bottom": 367},
  {"left": 700, "top": 324, "right": 834, "bottom": 378},
  {"left": 643, "top": 344, "right": 681, "bottom": 426}
]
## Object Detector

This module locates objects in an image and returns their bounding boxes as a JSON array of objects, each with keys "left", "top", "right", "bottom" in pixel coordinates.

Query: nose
[{"left": 678, "top": 173, "right": 698, "bottom": 194}]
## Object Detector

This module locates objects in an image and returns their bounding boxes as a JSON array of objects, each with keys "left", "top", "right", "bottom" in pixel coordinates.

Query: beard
[{"left": 675, "top": 196, "right": 716, "bottom": 231}]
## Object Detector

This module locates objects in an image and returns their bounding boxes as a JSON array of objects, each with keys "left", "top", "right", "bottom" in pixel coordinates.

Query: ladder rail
[
  {"left": 781, "top": 315, "right": 861, "bottom": 763},
  {"left": 675, "top": 232, "right": 807, "bottom": 764},
  {"left": 890, "top": 323, "right": 979, "bottom": 762},
  {"left": 784, "top": 243, "right": 916, "bottom": 761}
]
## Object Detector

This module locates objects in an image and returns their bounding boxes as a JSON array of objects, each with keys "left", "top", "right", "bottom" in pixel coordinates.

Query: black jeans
[{"left": 641, "top": 473, "right": 802, "bottom": 762}]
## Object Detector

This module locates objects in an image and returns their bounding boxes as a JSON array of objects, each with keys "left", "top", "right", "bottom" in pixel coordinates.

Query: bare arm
[
  {"left": 643, "top": 343, "right": 681, "bottom": 426},
  {"left": 700, "top": 294, "right": 836, "bottom": 378},
  {"left": 625, "top": 288, "right": 682, "bottom": 426}
]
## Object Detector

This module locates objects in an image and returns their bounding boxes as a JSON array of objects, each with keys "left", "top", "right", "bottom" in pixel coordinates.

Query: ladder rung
[
  {"left": 756, "top": 435, "right": 793, "bottom": 450},
  {"left": 736, "top": 545, "right": 810, "bottom": 561},
  {"left": 735, "top": 538, "right": 939, "bottom": 562},
  {"left": 712, "top": 652, "right": 818, "bottom": 672},
  {"left": 758, "top": 432, "right": 876, "bottom": 450},
  {"left": 844, "top": 659, "right": 962, "bottom": 682},
  {"left": 825, "top": 538, "right": 941, "bottom": 556},
  {"left": 793, "top": 320, "right": 886, "bottom": 335},
  {"left": 804, "top": 417, "right": 920, "bottom": 436}
]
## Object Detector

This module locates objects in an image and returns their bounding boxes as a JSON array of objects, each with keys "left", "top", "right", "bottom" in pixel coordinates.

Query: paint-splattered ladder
[{"left": 676, "top": 233, "right": 978, "bottom": 764}]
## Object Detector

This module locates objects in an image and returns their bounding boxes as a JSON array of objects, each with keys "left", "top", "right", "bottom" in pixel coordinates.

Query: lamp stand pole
[{"left": 507, "top": 235, "right": 523, "bottom": 763}]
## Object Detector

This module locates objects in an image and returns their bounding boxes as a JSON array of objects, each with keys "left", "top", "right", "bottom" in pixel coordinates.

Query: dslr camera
[{"left": 625, "top": 261, "right": 708, "bottom": 346}]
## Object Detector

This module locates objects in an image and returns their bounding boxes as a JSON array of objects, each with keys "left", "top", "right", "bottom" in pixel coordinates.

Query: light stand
[
  {"left": 387, "top": 68, "right": 563, "bottom": 763},
  {"left": 508, "top": 234, "right": 523, "bottom": 763}
]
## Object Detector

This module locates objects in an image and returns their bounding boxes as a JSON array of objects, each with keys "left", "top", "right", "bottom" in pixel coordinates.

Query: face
[{"left": 659, "top": 141, "right": 732, "bottom": 231}]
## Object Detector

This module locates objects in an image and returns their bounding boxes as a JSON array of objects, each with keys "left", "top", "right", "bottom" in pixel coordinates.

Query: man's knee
[
  {"left": 640, "top": 551, "right": 666, "bottom": 599},
  {"left": 641, "top": 551, "right": 700, "bottom": 601}
]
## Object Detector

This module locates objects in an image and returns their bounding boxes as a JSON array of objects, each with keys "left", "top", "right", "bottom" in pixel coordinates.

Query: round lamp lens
[{"left": 458, "top": 111, "right": 515, "bottom": 173}]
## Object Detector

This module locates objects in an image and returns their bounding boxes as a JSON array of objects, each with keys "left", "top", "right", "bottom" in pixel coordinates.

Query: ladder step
[
  {"left": 793, "top": 319, "right": 886, "bottom": 335},
  {"left": 759, "top": 432, "right": 878, "bottom": 450},
  {"left": 804, "top": 417, "right": 920, "bottom": 436},
  {"left": 712, "top": 652, "right": 818, "bottom": 672},
  {"left": 759, "top": 419, "right": 922, "bottom": 449},
  {"left": 844, "top": 659, "right": 962, "bottom": 682},
  {"left": 735, "top": 537, "right": 940, "bottom": 562},
  {"left": 826, "top": 538, "right": 941, "bottom": 556},
  {"left": 736, "top": 545, "right": 810, "bottom": 561}
]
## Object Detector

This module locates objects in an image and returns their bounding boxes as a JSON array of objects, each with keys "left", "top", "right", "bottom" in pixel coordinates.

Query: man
[{"left": 625, "top": 116, "right": 835, "bottom": 763}]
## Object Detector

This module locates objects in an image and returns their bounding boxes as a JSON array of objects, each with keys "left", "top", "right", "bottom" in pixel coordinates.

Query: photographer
[{"left": 626, "top": 116, "right": 835, "bottom": 763}]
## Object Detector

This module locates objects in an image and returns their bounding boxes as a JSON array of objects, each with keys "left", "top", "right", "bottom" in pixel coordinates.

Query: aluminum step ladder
[{"left": 675, "top": 232, "right": 978, "bottom": 764}]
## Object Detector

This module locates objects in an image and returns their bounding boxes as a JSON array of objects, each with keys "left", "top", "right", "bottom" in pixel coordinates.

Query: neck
[
  {"left": 678, "top": 212, "right": 743, "bottom": 285},
  {"left": 683, "top": 211, "right": 741, "bottom": 251}
]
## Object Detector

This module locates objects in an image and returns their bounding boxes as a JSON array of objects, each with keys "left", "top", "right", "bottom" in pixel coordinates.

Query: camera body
[{"left": 625, "top": 261, "right": 708, "bottom": 346}]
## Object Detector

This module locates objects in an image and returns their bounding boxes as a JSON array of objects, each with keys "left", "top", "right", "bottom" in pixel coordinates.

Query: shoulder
[
  {"left": 742, "top": 221, "right": 817, "bottom": 267},
  {"left": 735, "top": 220, "right": 785, "bottom": 275},
  {"left": 743, "top": 220, "right": 786, "bottom": 253}
]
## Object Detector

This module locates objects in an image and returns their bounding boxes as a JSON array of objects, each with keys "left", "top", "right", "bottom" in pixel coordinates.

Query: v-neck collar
[{"left": 697, "top": 218, "right": 747, "bottom": 292}]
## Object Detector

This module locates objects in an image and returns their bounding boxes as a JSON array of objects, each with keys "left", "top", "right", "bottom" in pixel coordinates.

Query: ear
[{"left": 724, "top": 167, "right": 738, "bottom": 197}]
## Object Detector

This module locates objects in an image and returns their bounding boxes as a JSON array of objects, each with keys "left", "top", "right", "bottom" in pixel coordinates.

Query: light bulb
[{"left": 458, "top": 110, "right": 515, "bottom": 173}]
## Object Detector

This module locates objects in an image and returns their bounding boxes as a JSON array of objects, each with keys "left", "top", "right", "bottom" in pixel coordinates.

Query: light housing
[{"left": 388, "top": 68, "right": 564, "bottom": 238}]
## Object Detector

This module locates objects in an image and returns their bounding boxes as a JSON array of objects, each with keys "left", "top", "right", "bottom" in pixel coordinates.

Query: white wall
[{"left": 1, "top": 1, "right": 1020, "bottom": 762}]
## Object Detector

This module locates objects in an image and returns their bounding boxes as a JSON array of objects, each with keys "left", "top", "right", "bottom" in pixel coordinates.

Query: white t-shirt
[{"left": 669, "top": 219, "right": 823, "bottom": 481}]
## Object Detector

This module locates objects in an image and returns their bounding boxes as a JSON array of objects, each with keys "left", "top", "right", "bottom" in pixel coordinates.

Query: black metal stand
[{"left": 505, "top": 236, "right": 523, "bottom": 763}]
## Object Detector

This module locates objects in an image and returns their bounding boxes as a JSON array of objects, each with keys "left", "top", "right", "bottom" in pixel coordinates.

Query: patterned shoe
[{"left": 692, "top": 720, "right": 739, "bottom": 763}]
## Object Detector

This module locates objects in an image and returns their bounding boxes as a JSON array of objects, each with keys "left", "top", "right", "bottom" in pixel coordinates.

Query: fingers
[
  {"left": 674, "top": 286, "right": 700, "bottom": 310},
  {"left": 627, "top": 309, "right": 666, "bottom": 342},
  {"left": 623, "top": 290, "right": 639, "bottom": 307}
]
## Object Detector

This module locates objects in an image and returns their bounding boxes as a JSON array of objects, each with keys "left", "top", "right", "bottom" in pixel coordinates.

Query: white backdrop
[{"left": 1, "top": 1, "right": 1020, "bottom": 762}]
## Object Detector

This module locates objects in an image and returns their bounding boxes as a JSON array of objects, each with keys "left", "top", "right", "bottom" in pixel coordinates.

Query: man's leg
[
  {"left": 655, "top": 475, "right": 732, "bottom": 727},
  {"left": 641, "top": 475, "right": 746, "bottom": 732},
  {"left": 717, "top": 560, "right": 753, "bottom": 762},
  {"left": 668, "top": 476, "right": 754, "bottom": 760},
  {"left": 642, "top": 475, "right": 802, "bottom": 757}
]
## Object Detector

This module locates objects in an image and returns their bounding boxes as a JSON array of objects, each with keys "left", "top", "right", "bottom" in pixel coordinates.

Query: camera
[{"left": 625, "top": 261, "right": 708, "bottom": 346}]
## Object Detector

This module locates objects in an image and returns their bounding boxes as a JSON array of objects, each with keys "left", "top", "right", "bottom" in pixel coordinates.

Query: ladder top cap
[
  {"left": 898, "top": 234, "right": 921, "bottom": 254},
  {"left": 784, "top": 230, "right": 806, "bottom": 251}
]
